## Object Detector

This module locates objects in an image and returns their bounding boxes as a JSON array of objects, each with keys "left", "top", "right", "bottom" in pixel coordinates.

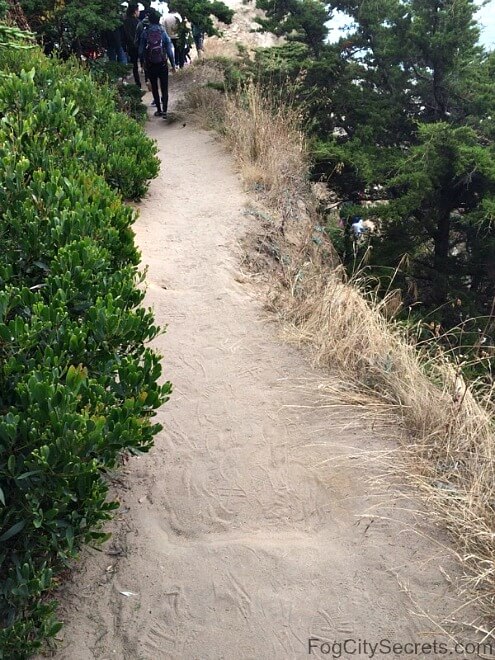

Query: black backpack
[{"left": 146, "top": 28, "right": 164, "bottom": 64}]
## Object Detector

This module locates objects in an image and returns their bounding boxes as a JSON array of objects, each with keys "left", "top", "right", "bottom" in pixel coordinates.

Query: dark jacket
[
  {"left": 102, "top": 26, "right": 123, "bottom": 50},
  {"left": 123, "top": 16, "right": 139, "bottom": 52}
]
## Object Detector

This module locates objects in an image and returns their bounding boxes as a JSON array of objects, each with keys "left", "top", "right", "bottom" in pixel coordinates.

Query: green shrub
[
  {"left": 0, "top": 51, "right": 159, "bottom": 200},
  {"left": 0, "top": 53, "right": 169, "bottom": 657},
  {"left": 89, "top": 59, "right": 148, "bottom": 124}
]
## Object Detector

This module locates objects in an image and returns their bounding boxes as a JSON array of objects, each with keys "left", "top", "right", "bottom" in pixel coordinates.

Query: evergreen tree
[
  {"left": 168, "top": 0, "right": 234, "bottom": 36},
  {"left": 334, "top": 0, "right": 493, "bottom": 315},
  {"left": 255, "top": 0, "right": 495, "bottom": 330},
  {"left": 256, "top": 0, "right": 329, "bottom": 55},
  {"left": 377, "top": 121, "right": 495, "bottom": 317},
  {"left": 20, "top": 0, "right": 124, "bottom": 52}
]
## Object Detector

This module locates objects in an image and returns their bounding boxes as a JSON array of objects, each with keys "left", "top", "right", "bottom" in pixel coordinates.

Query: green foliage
[
  {"left": 322, "top": 0, "right": 495, "bottom": 322},
  {"left": 373, "top": 122, "right": 495, "bottom": 317},
  {"left": 0, "top": 49, "right": 158, "bottom": 198},
  {"left": 0, "top": 22, "right": 34, "bottom": 50},
  {"left": 207, "top": 52, "right": 254, "bottom": 91},
  {"left": 20, "top": 0, "right": 123, "bottom": 47},
  {"left": 89, "top": 60, "right": 148, "bottom": 124},
  {"left": 255, "top": 0, "right": 329, "bottom": 55},
  {"left": 115, "top": 82, "right": 148, "bottom": 124},
  {"left": 0, "top": 49, "right": 167, "bottom": 657},
  {"left": 168, "top": 0, "right": 233, "bottom": 36},
  {"left": 254, "top": 41, "right": 310, "bottom": 75}
]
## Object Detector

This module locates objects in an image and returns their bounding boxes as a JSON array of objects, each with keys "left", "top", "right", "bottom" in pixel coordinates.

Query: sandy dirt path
[{"left": 52, "top": 96, "right": 472, "bottom": 660}]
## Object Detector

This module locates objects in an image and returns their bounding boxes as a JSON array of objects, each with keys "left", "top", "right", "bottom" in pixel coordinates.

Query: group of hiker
[{"left": 103, "top": 3, "right": 206, "bottom": 118}]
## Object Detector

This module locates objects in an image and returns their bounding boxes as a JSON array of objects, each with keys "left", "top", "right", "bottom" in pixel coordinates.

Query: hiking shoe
[
  {"left": 151, "top": 100, "right": 156, "bottom": 106},
  {"left": 154, "top": 110, "right": 163, "bottom": 117},
  {"left": 162, "top": 113, "right": 167, "bottom": 120}
]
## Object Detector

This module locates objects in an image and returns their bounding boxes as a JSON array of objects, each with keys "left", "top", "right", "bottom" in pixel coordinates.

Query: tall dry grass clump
[
  {"left": 175, "top": 60, "right": 227, "bottom": 131},
  {"left": 182, "top": 83, "right": 226, "bottom": 131},
  {"left": 224, "top": 83, "right": 311, "bottom": 231},
  {"left": 182, "top": 55, "right": 495, "bottom": 610}
]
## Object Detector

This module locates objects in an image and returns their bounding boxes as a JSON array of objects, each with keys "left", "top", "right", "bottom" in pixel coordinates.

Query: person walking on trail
[
  {"left": 135, "top": 8, "right": 151, "bottom": 89},
  {"left": 139, "top": 9, "right": 176, "bottom": 118},
  {"left": 177, "top": 18, "right": 193, "bottom": 68},
  {"left": 162, "top": 10, "right": 182, "bottom": 68},
  {"left": 191, "top": 22, "right": 205, "bottom": 57},
  {"left": 123, "top": 3, "right": 141, "bottom": 87},
  {"left": 135, "top": 6, "right": 149, "bottom": 50}
]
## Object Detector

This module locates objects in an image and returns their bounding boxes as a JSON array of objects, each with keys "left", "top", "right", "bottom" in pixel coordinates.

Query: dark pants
[
  {"left": 172, "top": 38, "right": 185, "bottom": 68},
  {"left": 140, "top": 57, "right": 148, "bottom": 83},
  {"left": 148, "top": 61, "right": 169, "bottom": 114},
  {"left": 127, "top": 47, "right": 141, "bottom": 87},
  {"left": 193, "top": 32, "right": 204, "bottom": 53}
]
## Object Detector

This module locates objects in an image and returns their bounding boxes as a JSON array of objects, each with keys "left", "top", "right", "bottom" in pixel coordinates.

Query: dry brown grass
[
  {"left": 281, "top": 265, "right": 495, "bottom": 606},
  {"left": 174, "top": 60, "right": 226, "bottom": 130},
  {"left": 203, "top": 36, "right": 240, "bottom": 59},
  {"left": 180, "top": 52, "right": 495, "bottom": 615},
  {"left": 224, "top": 84, "right": 312, "bottom": 234},
  {"left": 181, "top": 84, "right": 226, "bottom": 131},
  {"left": 180, "top": 51, "right": 313, "bottom": 234}
]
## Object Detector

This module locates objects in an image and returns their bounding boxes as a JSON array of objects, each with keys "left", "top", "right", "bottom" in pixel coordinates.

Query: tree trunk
[
  {"left": 432, "top": 65, "right": 447, "bottom": 120},
  {"left": 433, "top": 210, "right": 451, "bottom": 303},
  {"left": 6, "top": 0, "right": 30, "bottom": 31}
]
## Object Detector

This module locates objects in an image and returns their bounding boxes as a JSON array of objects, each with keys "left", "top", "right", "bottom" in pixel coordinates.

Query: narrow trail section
[{"left": 55, "top": 102, "right": 468, "bottom": 659}]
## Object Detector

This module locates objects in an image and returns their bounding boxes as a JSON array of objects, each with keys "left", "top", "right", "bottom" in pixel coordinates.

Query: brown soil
[{"left": 49, "top": 90, "right": 477, "bottom": 659}]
